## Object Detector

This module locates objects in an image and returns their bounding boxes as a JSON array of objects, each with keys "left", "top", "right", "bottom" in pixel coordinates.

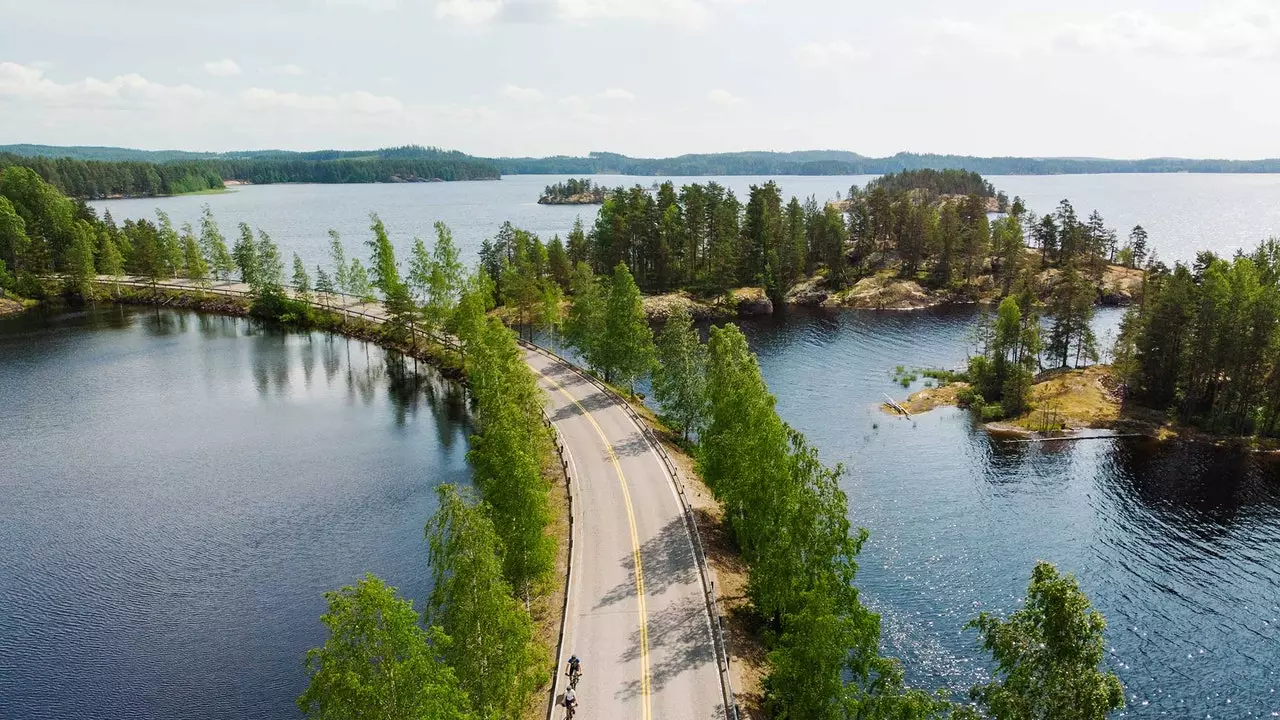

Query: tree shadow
[
  {"left": 614, "top": 593, "right": 716, "bottom": 700},
  {"left": 612, "top": 432, "right": 652, "bottom": 458},
  {"left": 595, "top": 515, "right": 700, "bottom": 611}
]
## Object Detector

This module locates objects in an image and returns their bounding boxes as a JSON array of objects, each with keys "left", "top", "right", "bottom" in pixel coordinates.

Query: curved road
[
  {"left": 91, "top": 277, "right": 727, "bottom": 718},
  {"left": 526, "top": 349, "right": 724, "bottom": 720}
]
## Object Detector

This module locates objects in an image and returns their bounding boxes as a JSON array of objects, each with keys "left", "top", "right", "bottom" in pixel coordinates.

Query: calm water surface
[
  {"left": 0, "top": 306, "right": 471, "bottom": 720},
  {"left": 50, "top": 175, "right": 1280, "bottom": 717}
]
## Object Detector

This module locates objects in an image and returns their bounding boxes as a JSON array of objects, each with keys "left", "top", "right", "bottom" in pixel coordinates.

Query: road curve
[
  {"left": 527, "top": 349, "right": 725, "bottom": 720},
  {"left": 88, "top": 277, "right": 728, "bottom": 718}
]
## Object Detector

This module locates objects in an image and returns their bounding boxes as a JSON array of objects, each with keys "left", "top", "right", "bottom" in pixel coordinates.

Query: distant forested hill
[
  {"left": 4, "top": 144, "right": 1280, "bottom": 199},
  {"left": 0, "top": 145, "right": 501, "bottom": 198},
  {"left": 488, "top": 150, "right": 1280, "bottom": 175}
]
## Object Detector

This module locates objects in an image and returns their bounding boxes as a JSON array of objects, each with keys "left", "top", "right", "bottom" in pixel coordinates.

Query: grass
[
  {"left": 1006, "top": 366, "right": 1122, "bottom": 431},
  {"left": 173, "top": 186, "right": 233, "bottom": 197}
]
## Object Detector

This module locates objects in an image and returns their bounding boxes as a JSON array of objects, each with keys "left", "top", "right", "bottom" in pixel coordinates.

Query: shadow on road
[
  {"left": 615, "top": 592, "right": 716, "bottom": 700},
  {"left": 596, "top": 516, "right": 699, "bottom": 610}
]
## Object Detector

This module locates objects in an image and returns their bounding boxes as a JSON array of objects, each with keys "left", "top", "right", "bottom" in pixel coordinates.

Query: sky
[{"left": 1, "top": 0, "right": 1279, "bottom": 159}]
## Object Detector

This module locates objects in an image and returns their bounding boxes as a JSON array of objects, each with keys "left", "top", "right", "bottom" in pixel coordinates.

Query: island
[{"left": 537, "top": 178, "right": 606, "bottom": 205}]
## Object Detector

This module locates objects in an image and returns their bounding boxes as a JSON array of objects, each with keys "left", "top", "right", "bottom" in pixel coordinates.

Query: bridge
[{"left": 89, "top": 276, "right": 737, "bottom": 720}]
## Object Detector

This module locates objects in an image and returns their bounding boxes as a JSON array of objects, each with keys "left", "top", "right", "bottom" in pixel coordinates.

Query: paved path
[
  {"left": 94, "top": 276, "right": 728, "bottom": 719},
  {"left": 526, "top": 350, "right": 725, "bottom": 720}
]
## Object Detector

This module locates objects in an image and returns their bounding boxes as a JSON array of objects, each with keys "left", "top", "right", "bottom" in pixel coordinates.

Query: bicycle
[{"left": 567, "top": 668, "right": 582, "bottom": 690}]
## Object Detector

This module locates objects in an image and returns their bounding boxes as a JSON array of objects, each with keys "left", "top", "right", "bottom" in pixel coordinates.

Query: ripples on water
[
  {"left": 738, "top": 306, "right": 1280, "bottom": 718},
  {"left": 0, "top": 306, "right": 472, "bottom": 720}
]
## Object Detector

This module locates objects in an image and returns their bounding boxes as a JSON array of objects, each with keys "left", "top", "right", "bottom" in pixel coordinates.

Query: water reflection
[{"left": 0, "top": 305, "right": 474, "bottom": 720}]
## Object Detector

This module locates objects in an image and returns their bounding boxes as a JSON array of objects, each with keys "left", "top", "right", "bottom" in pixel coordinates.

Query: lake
[
  {"left": 20, "top": 173, "right": 1280, "bottom": 717},
  {"left": 0, "top": 306, "right": 472, "bottom": 720}
]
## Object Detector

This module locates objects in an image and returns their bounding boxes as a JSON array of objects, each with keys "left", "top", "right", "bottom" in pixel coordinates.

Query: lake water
[
  {"left": 0, "top": 306, "right": 472, "bottom": 720},
  {"left": 92, "top": 173, "right": 1280, "bottom": 273},
  {"left": 26, "top": 173, "right": 1280, "bottom": 717}
]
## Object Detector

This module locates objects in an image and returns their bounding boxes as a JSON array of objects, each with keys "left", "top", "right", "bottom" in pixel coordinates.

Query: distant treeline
[
  {"left": 7, "top": 144, "right": 1280, "bottom": 183},
  {"left": 0, "top": 145, "right": 500, "bottom": 199},
  {"left": 492, "top": 150, "right": 1280, "bottom": 176}
]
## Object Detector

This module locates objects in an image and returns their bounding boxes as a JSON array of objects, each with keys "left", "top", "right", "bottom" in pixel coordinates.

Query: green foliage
[
  {"left": 539, "top": 178, "right": 604, "bottom": 202},
  {"left": 329, "top": 230, "right": 349, "bottom": 294},
  {"left": 652, "top": 306, "right": 708, "bottom": 440},
  {"left": 461, "top": 315, "right": 555, "bottom": 600},
  {"left": 601, "top": 263, "right": 656, "bottom": 394},
  {"left": 65, "top": 220, "right": 97, "bottom": 298},
  {"left": 1045, "top": 260, "right": 1097, "bottom": 368},
  {"left": 968, "top": 562, "right": 1124, "bottom": 720},
  {"left": 563, "top": 261, "right": 606, "bottom": 372},
  {"left": 868, "top": 168, "right": 996, "bottom": 198},
  {"left": 292, "top": 253, "right": 312, "bottom": 298},
  {"left": 0, "top": 258, "right": 12, "bottom": 292},
  {"left": 182, "top": 226, "right": 210, "bottom": 286},
  {"left": 199, "top": 206, "right": 235, "bottom": 281},
  {"left": 0, "top": 194, "right": 30, "bottom": 272},
  {"left": 1122, "top": 244, "right": 1280, "bottom": 435},
  {"left": 426, "top": 485, "right": 547, "bottom": 720},
  {"left": 297, "top": 574, "right": 472, "bottom": 720},
  {"left": 232, "top": 222, "right": 259, "bottom": 286}
]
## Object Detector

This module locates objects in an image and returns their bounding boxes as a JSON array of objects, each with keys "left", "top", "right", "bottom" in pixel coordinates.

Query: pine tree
[{"left": 1129, "top": 225, "right": 1148, "bottom": 269}]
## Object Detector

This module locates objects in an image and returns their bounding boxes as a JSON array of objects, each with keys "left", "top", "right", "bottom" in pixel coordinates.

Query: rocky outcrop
[
  {"left": 642, "top": 292, "right": 732, "bottom": 322},
  {"left": 732, "top": 287, "right": 773, "bottom": 316},
  {"left": 0, "top": 297, "right": 28, "bottom": 317},
  {"left": 537, "top": 192, "right": 605, "bottom": 205},
  {"left": 828, "top": 274, "right": 941, "bottom": 310},
  {"left": 784, "top": 275, "right": 830, "bottom": 306}
]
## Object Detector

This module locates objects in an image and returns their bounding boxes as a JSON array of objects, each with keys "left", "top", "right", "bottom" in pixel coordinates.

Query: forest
[
  {"left": 1113, "top": 242, "right": 1280, "bottom": 437},
  {"left": 0, "top": 145, "right": 500, "bottom": 199}
]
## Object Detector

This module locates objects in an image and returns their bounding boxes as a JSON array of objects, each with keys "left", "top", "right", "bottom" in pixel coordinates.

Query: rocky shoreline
[{"left": 537, "top": 192, "right": 604, "bottom": 205}]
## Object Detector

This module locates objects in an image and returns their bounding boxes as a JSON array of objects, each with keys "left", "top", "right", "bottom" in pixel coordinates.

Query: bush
[
  {"left": 980, "top": 403, "right": 1005, "bottom": 422},
  {"left": 0, "top": 259, "right": 12, "bottom": 293},
  {"left": 956, "top": 387, "right": 979, "bottom": 408},
  {"left": 14, "top": 271, "right": 52, "bottom": 300}
]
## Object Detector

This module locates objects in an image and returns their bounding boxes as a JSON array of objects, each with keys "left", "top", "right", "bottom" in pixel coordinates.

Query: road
[{"left": 526, "top": 349, "right": 725, "bottom": 720}]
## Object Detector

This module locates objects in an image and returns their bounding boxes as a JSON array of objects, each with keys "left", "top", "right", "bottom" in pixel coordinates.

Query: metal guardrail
[
  {"left": 90, "top": 276, "right": 460, "bottom": 351},
  {"left": 517, "top": 340, "right": 741, "bottom": 720},
  {"left": 544, "top": 416, "right": 575, "bottom": 720}
]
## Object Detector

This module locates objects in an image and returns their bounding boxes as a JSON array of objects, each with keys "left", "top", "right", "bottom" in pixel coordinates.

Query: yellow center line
[{"left": 532, "top": 364, "right": 651, "bottom": 720}]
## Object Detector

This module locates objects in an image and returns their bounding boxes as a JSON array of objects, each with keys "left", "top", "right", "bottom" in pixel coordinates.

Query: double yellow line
[{"left": 534, "top": 367, "right": 651, "bottom": 720}]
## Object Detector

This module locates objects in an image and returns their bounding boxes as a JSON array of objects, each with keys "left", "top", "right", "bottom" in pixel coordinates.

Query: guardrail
[
  {"left": 544, "top": 415, "right": 575, "bottom": 720},
  {"left": 89, "top": 276, "right": 460, "bottom": 352},
  {"left": 518, "top": 340, "right": 740, "bottom": 720}
]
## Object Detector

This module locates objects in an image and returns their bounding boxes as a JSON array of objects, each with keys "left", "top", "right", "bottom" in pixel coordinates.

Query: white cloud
[
  {"left": 0, "top": 62, "right": 203, "bottom": 106},
  {"left": 1056, "top": 4, "right": 1280, "bottom": 60},
  {"left": 926, "top": 3, "right": 1280, "bottom": 61},
  {"left": 436, "top": 0, "right": 503, "bottom": 24},
  {"left": 597, "top": 87, "right": 635, "bottom": 101},
  {"left": 796, "top": 41, "right": 864, "bottom": 68},
  {"left": 707, "top": 88, "right": 743, "bottom": 107},
  {"left": 500, "top": 84, "right": 543, "bottom": 101},
  {"left": 435, "top": 0, "right": 742, "bottom": 27},
  {"left": 270, "top": 64, "right": 307, "bottom": 76},
  {"left": 241, "top": 87, "right": 403, "bottom": 114},
  {"left": 203, "top": 58, "right": 242, "bottom": 77}
]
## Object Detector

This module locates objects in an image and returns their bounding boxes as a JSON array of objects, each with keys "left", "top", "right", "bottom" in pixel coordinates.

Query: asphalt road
[{"left": 526, "top": 349, "right": 725, "bottom": 720}]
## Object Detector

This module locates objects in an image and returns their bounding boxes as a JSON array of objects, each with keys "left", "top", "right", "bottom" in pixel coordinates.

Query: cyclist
[
  {"left": 566, "top": 654, "right": 582, "bottom": 688},
  {"left": 564, "top": 687, "right": 578, "bottom": 718}
]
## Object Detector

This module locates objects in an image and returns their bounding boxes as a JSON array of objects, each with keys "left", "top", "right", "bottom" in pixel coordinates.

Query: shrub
[
  {"left": 980, "top": 403, "right": 1005, "bottom": 422},
  {"left": 956, "top": 387, "right": 979, "bottom": 408}
]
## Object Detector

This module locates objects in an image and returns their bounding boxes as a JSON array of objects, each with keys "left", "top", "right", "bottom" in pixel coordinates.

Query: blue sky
[{"left": 1, "top": 0, "right": 1278, "bottom": 158}]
